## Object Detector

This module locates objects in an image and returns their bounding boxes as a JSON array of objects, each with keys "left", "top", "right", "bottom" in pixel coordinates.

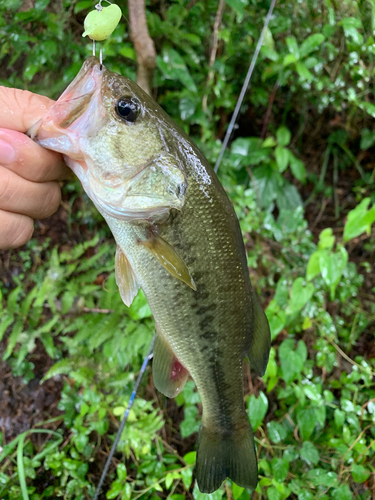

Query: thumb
[{"left": 0, "top": 86, "right": 55, "bottom": 133}]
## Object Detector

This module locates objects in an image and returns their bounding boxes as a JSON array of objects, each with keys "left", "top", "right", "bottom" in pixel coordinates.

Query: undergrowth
[{"left": 1, "top": 0, "right": 375, "bottom": 499}]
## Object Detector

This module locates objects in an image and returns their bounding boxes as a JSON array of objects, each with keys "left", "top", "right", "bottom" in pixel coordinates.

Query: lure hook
[{"left": 92, "top": 40, "right": 103, "bottom": 70}]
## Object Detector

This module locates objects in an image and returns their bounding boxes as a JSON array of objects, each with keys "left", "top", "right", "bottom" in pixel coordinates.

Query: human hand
[{"left": 0, "top": 87, "right": 70, "bottom": 250}]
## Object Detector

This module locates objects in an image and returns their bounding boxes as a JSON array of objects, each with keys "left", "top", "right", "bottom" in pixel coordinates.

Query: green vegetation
[{"left": 1, "top": 0, "right": 375, "bottom": 499}]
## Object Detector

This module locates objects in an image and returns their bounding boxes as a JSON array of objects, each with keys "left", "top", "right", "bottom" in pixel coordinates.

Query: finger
[
  {"left": 0, "top": 166, "right": 62, "bottom": 220},
  {"left": 0, "top": 209, "right": 34, "bottom": 250},
  {"left": 0, "top": 86, "right": 54, "bottom": 133},
  {"left": 0, "top": 128, "right": 70, "bottom": 182}
]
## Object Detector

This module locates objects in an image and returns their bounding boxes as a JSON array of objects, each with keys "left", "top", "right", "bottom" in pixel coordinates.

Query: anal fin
[
  {"left": 115, "top": 246, "right": 140, "bottom": 307},
  {"left": 247, "top": 292, "right": 271, "bottom": 376},
  {"left": 140, "top": 229, "right": 196, "bottom": 291},
  {"left": 153, "top": 329, "right": 189, "bottom": 398}
]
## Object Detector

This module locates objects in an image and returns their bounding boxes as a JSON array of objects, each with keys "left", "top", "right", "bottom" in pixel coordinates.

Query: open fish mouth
[{"left": 27, "top": 57, "right": 105, "bottom": 160}]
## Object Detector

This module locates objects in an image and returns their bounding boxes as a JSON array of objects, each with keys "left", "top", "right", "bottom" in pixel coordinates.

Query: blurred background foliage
[{"left": 1, "top": 0, "right": 375, "bottom": 499}]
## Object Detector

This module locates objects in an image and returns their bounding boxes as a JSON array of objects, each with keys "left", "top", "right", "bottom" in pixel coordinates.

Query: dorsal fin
[{"left": 115, "top": 245, "right": 140, "bottom": 307}]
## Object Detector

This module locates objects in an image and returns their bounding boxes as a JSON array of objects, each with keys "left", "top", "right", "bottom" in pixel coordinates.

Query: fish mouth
[{"left": 28, "top": 57, "right": 105, "bottom": 160}]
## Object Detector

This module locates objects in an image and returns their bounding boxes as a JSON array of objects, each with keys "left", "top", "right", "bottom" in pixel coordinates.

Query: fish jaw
[{"left": 28, "top": 57, "right": 106, "bottom": 161}]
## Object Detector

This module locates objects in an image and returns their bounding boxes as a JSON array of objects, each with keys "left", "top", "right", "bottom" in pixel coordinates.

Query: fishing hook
[{"left": 92, "top": 40, "right": 103, "bottom": 69}]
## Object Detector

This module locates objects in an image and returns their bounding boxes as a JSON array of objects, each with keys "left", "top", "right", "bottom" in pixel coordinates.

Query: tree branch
[{"left": 128, "top": 0, "right": 156, "bottom": 96}]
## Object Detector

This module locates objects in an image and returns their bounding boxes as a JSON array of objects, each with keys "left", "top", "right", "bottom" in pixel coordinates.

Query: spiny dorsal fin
[
  {"left": 153, "top": 328, "right": 189, "bottom": 398},
  {"left": 247, "top": 291, "right": 271, "bottom": 376},
  {"left": 140, "top": 230, "right": 196, "bottom": 290},
  {"left": 115, "top": 245, "right": 140, "bottom": 307}
]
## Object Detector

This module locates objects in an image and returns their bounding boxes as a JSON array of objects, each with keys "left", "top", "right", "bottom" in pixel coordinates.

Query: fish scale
[{"left": 29, "top": 56, "right": 271, "bottom": 493}]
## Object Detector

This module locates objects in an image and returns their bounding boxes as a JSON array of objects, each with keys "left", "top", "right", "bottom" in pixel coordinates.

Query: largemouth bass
[{"left": 29, "top": 57, "right": 271, "bottom": 493}]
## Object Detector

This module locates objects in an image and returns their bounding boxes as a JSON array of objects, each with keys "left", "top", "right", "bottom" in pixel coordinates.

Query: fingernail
[{"left": 0, "top": 138, "right": 16, "bottom": 165}]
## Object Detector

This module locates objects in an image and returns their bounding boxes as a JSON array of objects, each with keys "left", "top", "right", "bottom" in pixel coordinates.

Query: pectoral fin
[
  {"left": 153, "top": 329, "right": 189, "bottom": 398},
  {"left": 140, "top": 231, "right": 196, "bottom": 291},
  {"left": 247, "top": 292, "right": 271, "bottom": 376},
  {"left": 115, "top": 246, "right": 140, "bottom": 307}
]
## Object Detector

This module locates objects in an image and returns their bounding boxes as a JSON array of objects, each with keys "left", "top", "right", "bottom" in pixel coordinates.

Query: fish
[{"left": 29, "top": 57, "right": 271, "bottom": 493}]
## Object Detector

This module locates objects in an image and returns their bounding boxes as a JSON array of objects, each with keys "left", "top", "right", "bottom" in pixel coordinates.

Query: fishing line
[
  {"left": 93, "top": 335, "right": 155, "bottom": 500},
  {"left": 214, "top": 0, "right": 277, "bottom": 173},
  {"left": 92, "top": 3, "right": 276, "bottom": 497}
]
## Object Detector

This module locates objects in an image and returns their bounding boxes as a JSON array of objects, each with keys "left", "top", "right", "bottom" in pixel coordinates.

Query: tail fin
[{"left": 195, "top": 419, "right": 258, "bottom": 493}]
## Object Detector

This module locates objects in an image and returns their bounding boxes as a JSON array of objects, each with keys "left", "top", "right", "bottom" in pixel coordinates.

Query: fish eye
[{"left": 115, "top": 97, "right": 138, "bottom": 123}]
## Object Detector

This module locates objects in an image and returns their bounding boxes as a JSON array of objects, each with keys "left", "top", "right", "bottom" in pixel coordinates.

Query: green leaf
[
  {"left": 279, "top": 339, "right": 307, "bottom": 383},
  {"left": 225, "top": 0, "right": 249, "bottom": 16},
  {"left": 306, "top": 251, "right": 321, "bottom": 281},
  {"left": 307, "top": 468, "right": 338, "bottom": 487},
  {"left": 300, "top": 441, "right": 319, "bottom": 465},
  {"left": 231, "top": 483, "right": 244, "bottom": 499},
  {"left": 183, "top": 451, "right": 196, "bottom": 465},
  {"left": 319, "top": 245, "right": 348, "bottom": 298},
  {"left": 179, "top": 97, "right": 196, "bottom": 121},
  {"left": 263, "top": 137, "right": 277, "bottom": 148},
  {"left": 267, "top": 487, "right": 281, "bottom": 500},
  {"left": 297, "top": 408, "right": 316, "bottom": 440},
  {"left": 289, "top": 153, "right": 306, "bottom": 182},
  {"left": 116, "top": 464, "right": 127, "bottom": 481},
  {"left": 334, "top": 409, "right": 345, "bottom": 427},
  {"left": 318, "top": 228, "right": 335, "bottom": 250},
  {"left": 252, "top": 166, "right": 283, "bottom": 208},
  {"left": 224, "top": 0, "right": 248, "bottom": 15},
  {"left": 344, "top": 198, "right": 375, "bottom": 242},
  {"left": 248, "top": 391, "right": 268, "bottom": 431},
  {"left": 341, "top": 17, "right": 363, "bottom": 45},
  {"left": 271, "top": 457, "right": 289, "bottom": 482},
  {"left": 295, "top": 62, "right": 313, "bottom": 81},
  {"left": 287, "top": 278, "right": 314, "bottom": 315},
  {"left": 74, "top": 0, "right": 92, "bottom": 13},
  {"left": 331, "top": 484, "right": 353, "bottom": 500},
  {"left": 275, "top": 146, "right": 289, "bottom": 172},
  {"left": 266, "top": 301, "right": 286, "bottom": 340},
  {"left": 360, "top": 129, "right": 375, "bottom": 150},
  {"left": 262, "top": 26, "right": 274, "bottom": 50},
  {"left": 107, "top": 481, "right": 124, "bottom": 499},
  {"left": 283, "top": 446, "right": 299, "bottom": 462},
  {"left": 276, "top": 181, "right": 303, "bottom": 211},
  {"left": 299, "top": 34, "right": 324, "bottom": 58},
  {"left": 267, "top": 421, "right": 287, "bottom": 444},
  {"left": 261, "top": 46, "right": 279, "bottom": 61},
  {"left": 286, "top": 36, "right": 299, "bottom": 58},
  {"left": 298, "top": 492, "right": 314, "bottom": 500},
  {"left": 74, "top": 433, "right": 89, "bottom": 453},
  {"left": 193, "top": 483, "right": 224, "bottom": 500},
  {"left": 157, "top": 48, "right": 197, "bottom": 93},
  {"left": 283, "top": 53, "right": 298, "bottom": 66},
  {"left": 276, "top": 126, "right": 291, "bottom": 147},
  {"left": 118, "top": 45, "right": 136, "bottom": 60},
  {"left": 180, "top": 406, "right": 200, "bottom": 438},
  {"left": 351, "top": 463, "right": 371, "bottom": 483},
  {"left": 181, "top": 468, "right": 193, "bottom": 489},
  {"left": 43, "top": 359, "right": 73, "bottom": 381},
  {"left": 360, "top": 101, "right": 375, "bottom": 118}
]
